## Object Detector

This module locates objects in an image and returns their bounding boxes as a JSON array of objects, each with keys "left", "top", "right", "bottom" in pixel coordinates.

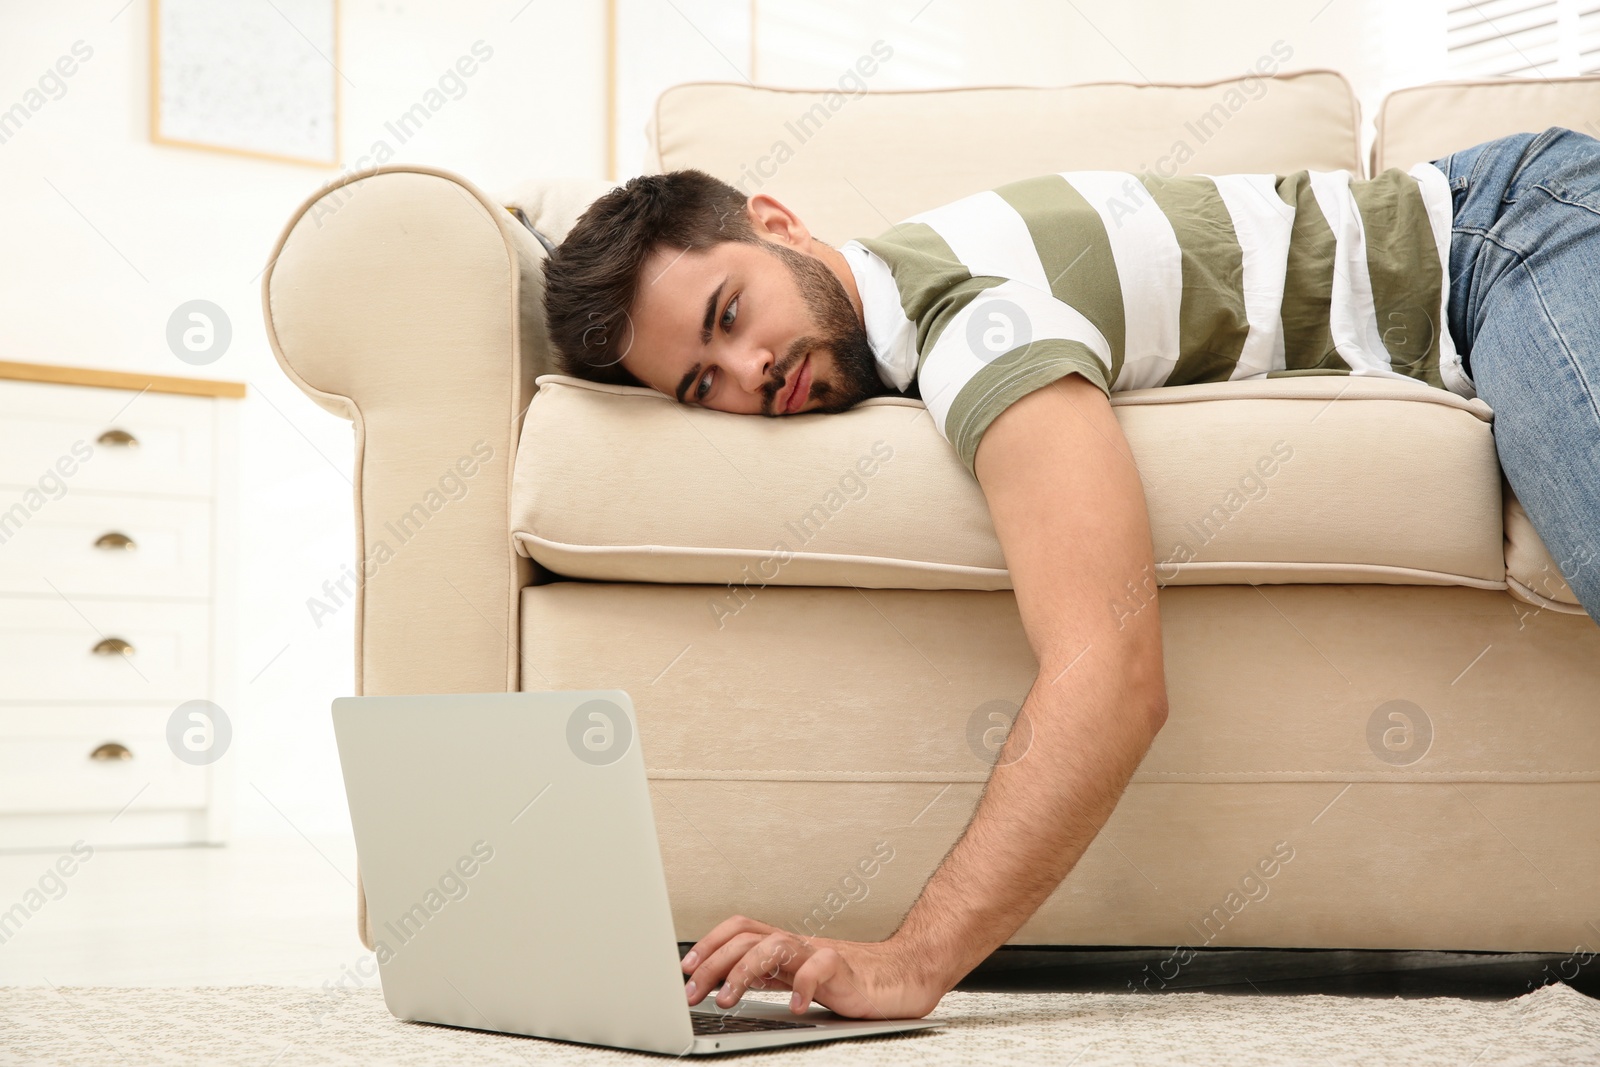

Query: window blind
[{"left": 1447, "top": 0, "right": 1600, "bottom": 75}]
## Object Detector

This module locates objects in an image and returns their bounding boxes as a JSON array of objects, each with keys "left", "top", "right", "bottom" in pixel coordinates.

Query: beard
[{"left": 761, "top": 242, "right": 896, "bottom": 414}]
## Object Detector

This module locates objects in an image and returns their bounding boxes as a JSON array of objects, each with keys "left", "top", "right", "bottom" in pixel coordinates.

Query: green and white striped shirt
[{"left": 840, "top": 163, "right": 1468, "bottom": 477}]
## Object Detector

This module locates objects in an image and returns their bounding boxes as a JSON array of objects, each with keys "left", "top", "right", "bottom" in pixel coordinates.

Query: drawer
[
  {"left": 0, "top": 380, "right": 214, "bottom": 497},
  {"left": 0, "top": 493, "right": 211, "bottom": 598},
  {"left": 0, "top": 708, "right": 209, "bottom": 814},
  {"left": 0, "top": 598, "right": 211, "bottom": 704}
]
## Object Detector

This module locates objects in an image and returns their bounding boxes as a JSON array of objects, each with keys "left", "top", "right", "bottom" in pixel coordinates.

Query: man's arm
[
  {"left": 682, "top": 374, "right": 1169, "bottom": 1018},
  {"left": 889, "top": 372, "right": 1168, "bottom": 990}
]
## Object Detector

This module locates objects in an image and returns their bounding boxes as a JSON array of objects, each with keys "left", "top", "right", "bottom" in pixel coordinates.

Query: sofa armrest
[{"left": 262, "top": 165, "right": 560, "bottom": 947}]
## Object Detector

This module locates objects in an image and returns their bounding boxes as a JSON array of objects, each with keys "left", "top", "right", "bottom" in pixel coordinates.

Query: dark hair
[{"left": 542, "top": 169, "right": 758, "bottom": 387}]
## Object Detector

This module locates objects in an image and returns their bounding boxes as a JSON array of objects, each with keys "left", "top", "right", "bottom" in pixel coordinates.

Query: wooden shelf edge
[{"left": 0, "top": 360, "right": 246, "bottom": 399}]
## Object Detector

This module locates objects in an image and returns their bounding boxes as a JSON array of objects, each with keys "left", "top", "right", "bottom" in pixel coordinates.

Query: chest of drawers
[{"left": 0, "top": 362, "right": 242, "bottom": 850}]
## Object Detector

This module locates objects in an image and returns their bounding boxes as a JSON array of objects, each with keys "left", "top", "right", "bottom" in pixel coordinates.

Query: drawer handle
[
  {"left": 97, "top": 428, "right": 139, "bottom": 448},
  {"left": 94, "top": 531, "right": 137, "bottom": 552},
  {"left": 90, "top": 742, "right": 132, "bottom": 761},
  {"left": 92, "top": 637, "right": 135, "bottom": 657}
]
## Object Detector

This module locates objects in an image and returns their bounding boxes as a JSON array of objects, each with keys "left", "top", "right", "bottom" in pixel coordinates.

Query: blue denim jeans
[{"left": 1428, "top": 126, "right": 1600, "bottom": 620}]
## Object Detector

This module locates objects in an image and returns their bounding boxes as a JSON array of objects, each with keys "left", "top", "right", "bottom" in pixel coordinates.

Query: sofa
[{"left": 263, "top": 68, "right": 1600, "bottom": 961}]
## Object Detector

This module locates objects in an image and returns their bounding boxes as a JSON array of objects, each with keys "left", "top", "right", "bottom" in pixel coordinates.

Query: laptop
[{"left": 331, "top": 690, "right": 942, "bottom": 1056}]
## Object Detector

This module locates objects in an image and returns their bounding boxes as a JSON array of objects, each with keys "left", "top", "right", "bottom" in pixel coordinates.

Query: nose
[{"left": 732, "top": 346, "right": 776, "bottom": 400}]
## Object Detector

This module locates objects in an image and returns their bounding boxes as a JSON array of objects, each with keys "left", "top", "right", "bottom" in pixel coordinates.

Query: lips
[{"left": 782, "top": 355, "right": 811, "bottom": 414}]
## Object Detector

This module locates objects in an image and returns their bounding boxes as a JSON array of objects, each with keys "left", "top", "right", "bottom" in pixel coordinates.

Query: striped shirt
[{"left": 839, "top": 163, "right": 1468, "bottom": 477}]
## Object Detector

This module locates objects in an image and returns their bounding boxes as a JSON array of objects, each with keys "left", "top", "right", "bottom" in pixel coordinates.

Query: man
[{"left": 540, "top": 126, "right": 1600, "bottom": 1020}]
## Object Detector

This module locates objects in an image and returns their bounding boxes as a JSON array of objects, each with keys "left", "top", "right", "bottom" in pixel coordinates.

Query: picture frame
[{"left": 150, "top": 0, "right": 341, "bottom": 168}]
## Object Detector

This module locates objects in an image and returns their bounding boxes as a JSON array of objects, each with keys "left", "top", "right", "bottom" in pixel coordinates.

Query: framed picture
[{"left": 151, "top": 0, "right": 341, "bottom": 167}]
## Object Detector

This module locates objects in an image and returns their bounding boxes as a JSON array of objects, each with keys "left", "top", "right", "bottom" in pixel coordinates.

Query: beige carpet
[{"left": 2, "top": 982, "right": 1596, "bottom": 1066}]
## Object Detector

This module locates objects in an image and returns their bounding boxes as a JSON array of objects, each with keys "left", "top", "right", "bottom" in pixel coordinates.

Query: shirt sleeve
[{"left": 914, "top": 277, "right": 1114, "bottom": 478}]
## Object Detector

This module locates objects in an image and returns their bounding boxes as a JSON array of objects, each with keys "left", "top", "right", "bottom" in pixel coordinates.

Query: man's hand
[{"left": 681, "top": 915, "right": 944, "bottom": 1020}]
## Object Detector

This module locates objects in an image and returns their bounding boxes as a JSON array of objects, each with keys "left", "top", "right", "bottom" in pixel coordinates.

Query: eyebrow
[
  {"left": 700, "top": 277, "right": 727, "bottom": 346},
  {"left": 674, "top": 363, "right": 701, "bottom": 404},
  {"left": 675, "top": 275, "right": 728, "bottom": 403}
]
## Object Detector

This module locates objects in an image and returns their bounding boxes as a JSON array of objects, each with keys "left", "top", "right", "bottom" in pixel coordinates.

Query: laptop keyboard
[{"left": 690, "top": 1011, "right": 819, "bottom": 1034}]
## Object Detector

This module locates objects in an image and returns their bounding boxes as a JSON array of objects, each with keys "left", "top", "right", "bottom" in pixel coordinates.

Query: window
[{"left": 1447, "top": 0, "right": 1600, "bottom": 76}]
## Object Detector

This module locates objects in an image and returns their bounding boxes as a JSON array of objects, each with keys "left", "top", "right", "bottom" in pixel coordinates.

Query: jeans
[{"left": 1428, "top": 126, "right": 1600, "bottom": 621}]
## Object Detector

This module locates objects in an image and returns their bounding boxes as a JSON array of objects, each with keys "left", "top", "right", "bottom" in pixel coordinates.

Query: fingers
[
  {"left": 715, "top": 932, "right": 809, "bottom": 1009},
  {"left": 685, "top": 930, "right": 764, "bottom": 1006},
  {"left": 788, "top": 947, "right": 843, "bottom": 1015},
  {"left": 682, "top": 914, "right": 771, "bottom": 973}
]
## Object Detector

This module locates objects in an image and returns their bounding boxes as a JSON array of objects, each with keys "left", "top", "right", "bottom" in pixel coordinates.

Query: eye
[{"left": 695, "top": 296, "right": 738, "bottom": 402}]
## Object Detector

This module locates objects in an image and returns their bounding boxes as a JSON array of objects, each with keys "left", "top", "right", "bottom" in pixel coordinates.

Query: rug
[{"left": 2, "top": 982, "right": 1596, "bottom": 1066}]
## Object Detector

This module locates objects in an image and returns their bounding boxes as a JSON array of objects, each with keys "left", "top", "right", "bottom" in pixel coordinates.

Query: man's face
[{"left": 620, "top": 235, "right": 889, "bottom": 416}]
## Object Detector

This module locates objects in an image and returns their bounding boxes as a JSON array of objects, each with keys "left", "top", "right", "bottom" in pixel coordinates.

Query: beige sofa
[{"left": 263, "top": 69, "right": 1600, "bottom": 960}]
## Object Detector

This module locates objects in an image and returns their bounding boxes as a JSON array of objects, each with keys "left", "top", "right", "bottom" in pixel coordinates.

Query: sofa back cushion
[
  {"left": 645, "top": 70, "right": 1362, "bottom": 243},
  {"left": 1373, "top": 75, "right": 1600, "bottom": 172}
]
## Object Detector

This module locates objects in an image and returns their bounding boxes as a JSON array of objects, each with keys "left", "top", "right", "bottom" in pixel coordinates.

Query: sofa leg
[{"left": 356, "top": 867, "right": 376, "bottom": 951}]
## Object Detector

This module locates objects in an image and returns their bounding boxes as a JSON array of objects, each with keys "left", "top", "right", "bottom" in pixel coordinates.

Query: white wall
[
  {"left": 0, "top": 0, "right": 605, "bottom": 840},
  {"left": 1, "top": 0, "right": 1444, "bottom": 841}
]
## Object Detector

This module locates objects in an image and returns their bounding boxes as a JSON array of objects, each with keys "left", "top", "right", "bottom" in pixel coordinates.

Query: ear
[{"left": 746, "top": 194, "right": 812, "bottom": 248}]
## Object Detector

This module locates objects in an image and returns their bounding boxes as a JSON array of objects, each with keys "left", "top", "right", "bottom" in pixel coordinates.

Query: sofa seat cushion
[
  {"left": 1504, "top": 486, "right": 1585, "bottom": 614},
  {"left": 511, "top": 375, "right": 1506, "bottom": 593}
]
